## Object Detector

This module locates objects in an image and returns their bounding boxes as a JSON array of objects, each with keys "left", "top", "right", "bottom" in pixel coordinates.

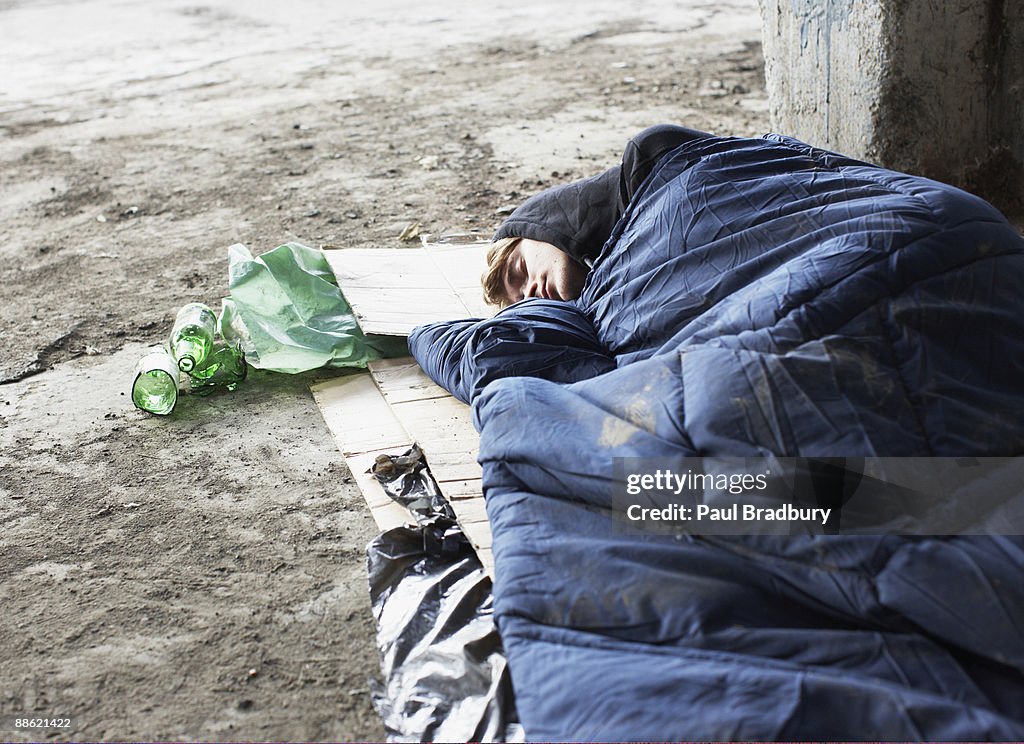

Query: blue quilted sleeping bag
[{"left": 409, "top": 134, "right": 1024, "bottom": 740}]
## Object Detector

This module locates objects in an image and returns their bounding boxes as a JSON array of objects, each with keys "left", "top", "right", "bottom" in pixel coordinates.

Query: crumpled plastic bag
[
  {"left": 219, "top": 242, "right": 408, "bottom": 373},
  {"left": 368, "top": 525, "right": 524, "bottom": 743}
]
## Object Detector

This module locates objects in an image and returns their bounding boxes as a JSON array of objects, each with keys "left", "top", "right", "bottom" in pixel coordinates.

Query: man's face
[{"left": 502, "top": 239, "right": 589, "bottom": 304}]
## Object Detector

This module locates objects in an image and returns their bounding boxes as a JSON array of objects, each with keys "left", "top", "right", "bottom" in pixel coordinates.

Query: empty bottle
[
  {"left": 188, "top": 340, "right": 248, "bottom": 394},
  {"left": 131, "top": 348, "right": 180, "bottom": 415},
  {"left": 170, "top": 302, "right": 217, "bottom": 373}
]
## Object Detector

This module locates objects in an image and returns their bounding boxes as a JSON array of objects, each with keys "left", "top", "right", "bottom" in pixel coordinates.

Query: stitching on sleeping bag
[
  {"left": 674, "top": 243, "right": 1017, "bottom": 457},
  {"left": 500, "top": 618, "right": 970, "bottom": 697},
  {"left": 868, "top": 248, "right": 1024, "bottom": 457},
  {"left": 766, "top": 133, "right": 1015, "bottom": 233},
  {"left": 872, "top": 298, "right": 935, "bottom": 457}
]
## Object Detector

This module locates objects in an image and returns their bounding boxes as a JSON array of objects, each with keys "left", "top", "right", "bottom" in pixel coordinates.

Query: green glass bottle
[
  {"left": 131, "top": 348, "right": 180, "bottom": 415},
  {"left": 170, "top": 302, "right": 217, "bottom": 373},
  {"left": 189, "top": 340, "right": 248, "bottom": 394}
]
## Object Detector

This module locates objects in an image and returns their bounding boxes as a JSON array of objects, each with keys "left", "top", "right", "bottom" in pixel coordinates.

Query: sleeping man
[
  {"left": 406, "top": 125, "right": 1024, "bottom": 740},
  {"left": 481, "top": 124, "right": 710, "bottom": 306}
]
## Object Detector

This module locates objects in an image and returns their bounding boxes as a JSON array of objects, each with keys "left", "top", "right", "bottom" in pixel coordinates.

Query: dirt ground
[{"left": 0, "top": 1, "right": 771, "bottom": 740}]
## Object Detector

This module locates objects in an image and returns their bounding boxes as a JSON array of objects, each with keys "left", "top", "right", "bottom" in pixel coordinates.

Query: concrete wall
[{"left": 759, "top": 0, "right": 1023, "bottom": 214}]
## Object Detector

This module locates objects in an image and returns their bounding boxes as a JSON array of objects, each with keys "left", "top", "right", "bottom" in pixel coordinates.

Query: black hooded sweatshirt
[{"left": 492, "top": 124, "right": 711, "bottom": 267}]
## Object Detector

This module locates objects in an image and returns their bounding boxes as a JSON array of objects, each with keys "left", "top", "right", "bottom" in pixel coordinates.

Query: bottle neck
[{"left": 174, "top": 341, "right": 196, "bottom": 372}]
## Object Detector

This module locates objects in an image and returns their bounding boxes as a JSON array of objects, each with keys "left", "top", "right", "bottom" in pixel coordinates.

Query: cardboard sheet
[
  {"left": 311, "top": 361, "right": 493, "bottom": 576},
  {"left": 322, "top": 242, "right": 494, "bottom": 336},
  {"left": 368, "top": 358, "right": 492, "bottom": 575},
  {"left": 310, "top": 372, "right": 412, "bottom": 532},
  {"left": 313, "top": 240, "right": 495, "bottom": 574}
]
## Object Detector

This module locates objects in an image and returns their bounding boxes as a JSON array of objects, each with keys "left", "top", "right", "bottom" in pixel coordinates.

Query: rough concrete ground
[{"left": 0, "top": 0, "right": 770, "bottom": 740}]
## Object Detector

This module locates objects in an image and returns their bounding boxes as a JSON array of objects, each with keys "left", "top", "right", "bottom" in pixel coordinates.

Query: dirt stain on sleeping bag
[
  {"left": 597, "top": 394, "right": 656, "bottom": 448},
  {"left": 599, "top": 415, "right": 638, "bottom": 448}
]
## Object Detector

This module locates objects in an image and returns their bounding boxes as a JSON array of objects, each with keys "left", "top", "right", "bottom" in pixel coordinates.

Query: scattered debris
[
  {"left": 433, "top": 231, "right": 489, "bottom": 244},
  {"left": 398, "top": 222, "right": 422, "bottom": 242}
]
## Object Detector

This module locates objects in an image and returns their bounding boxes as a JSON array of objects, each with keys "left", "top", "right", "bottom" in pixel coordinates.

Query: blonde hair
[{"left": 481, "top": 236, "right": 522, "bottom": 307}]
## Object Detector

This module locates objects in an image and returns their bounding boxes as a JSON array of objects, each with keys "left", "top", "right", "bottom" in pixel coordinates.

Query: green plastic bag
[{"left": 219, "top": 242, "right": 407, "bottom": 373}]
